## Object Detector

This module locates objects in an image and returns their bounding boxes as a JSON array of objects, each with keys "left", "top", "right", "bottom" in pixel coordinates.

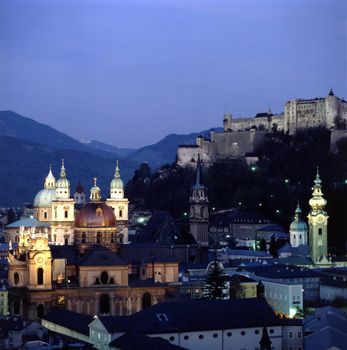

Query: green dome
[
  {"left": 290, "top": 204, "right": 307, "bottom": 232},
  {"left": 111, "top": 177, "right": 123, "bottom": 189},
  {"left": 290, "top": 219, "right": 307, "bottom": 232},
  {"left": 34, "top": 188, "right": 56, "bottom": 207}
]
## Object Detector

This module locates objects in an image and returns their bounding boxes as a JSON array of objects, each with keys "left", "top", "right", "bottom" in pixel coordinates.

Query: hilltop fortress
[{"left": 177, "top": 90, "right": 347, "bottom": 166}]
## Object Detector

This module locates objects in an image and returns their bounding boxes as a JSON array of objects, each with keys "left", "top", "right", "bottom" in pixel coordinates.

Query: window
[
  {"left": 37, "top": 268, "right": 44, "bottom": 285},
  {"left": 97, "top": 233, "right": 101, "bottom": 244},
  {"left": 142, "top": 293, "right": 151, "bottom": 309},
  {"left": 64, "top": 210, "right": 68, "bottom": 218},
  {"left": 169, "top": 336, "right": 175, "bottom": 341},
  {"left": 99, "top": 294, "right": 110, "bottom": 314},
  {"left": 288, "top": 331, "right": 293, "bottom": 338},
  {"left": 44, "top": 212, "right": 48, "bottom": 219},
  {"left": 255, "top": 330, "right": 259, "bottom": 334},
  {"left": 213, "top": 333, "right": 218, "bottom": 338},
  {"left": 198, "top": 335, "right": 204, "bottom": 339},
  {"left": 318, "top": 228, "right": 322, "bottom": 236},
  {"left": 226, "top": 332, "right": 232, "bottom": 337},
  {"left": 269, "top": 329, "right": 274, "bottom": 334},
  {"left": 241, "top": 331, "right": 246, "bottom": 336},
  {"left": 119, "top": 210, "right": 123, "bottom": 218},
  {"left": 184, "top": 335, "right": 189, "bottom": 340},
  {"left": 297, "top": 332, "right": 302, "bottom": 339},
  {"left": 100, "top": 271, "right": 109, "bottom": 285}
]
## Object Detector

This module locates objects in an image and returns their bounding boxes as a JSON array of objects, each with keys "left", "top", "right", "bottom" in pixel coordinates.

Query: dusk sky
[{"left": 1, "top": 0, "right": 346, "bottom": 148}]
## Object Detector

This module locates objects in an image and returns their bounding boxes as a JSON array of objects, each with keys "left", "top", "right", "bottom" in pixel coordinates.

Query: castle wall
[{"left": 211, "top": 130, "right": 267, "bottom": 158}]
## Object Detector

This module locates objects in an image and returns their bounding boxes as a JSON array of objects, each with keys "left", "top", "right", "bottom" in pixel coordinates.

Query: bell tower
[
  {"left": 189, "top": 156, "right": 209, "bottom": 246},
  {"left": 307, "top": 168, "right": 329, "bottom": 263},
  {"left": 106, "top": 161, "right": 129, "bottom": 244},
  {"left": 50, "top": 160, "right": 75, "bottom": 245}
]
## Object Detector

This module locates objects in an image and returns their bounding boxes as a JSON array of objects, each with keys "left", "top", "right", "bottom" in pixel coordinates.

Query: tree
[{"left": 203, "top": 261, "right": 228, "bottom": 300}]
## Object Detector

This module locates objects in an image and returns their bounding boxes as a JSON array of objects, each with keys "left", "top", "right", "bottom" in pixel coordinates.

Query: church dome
[
  {"left": 290, "top": 204, "right": 307, "bottom": 232},
  {"left": 34, "top": 188, "right": 56, "bottom": 207},
  {"left": 75, "top": 202, "right": 116, "bottom": 228}
]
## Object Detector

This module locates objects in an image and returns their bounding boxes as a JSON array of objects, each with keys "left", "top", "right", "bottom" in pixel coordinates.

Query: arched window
[
  {"left": 64, "top": 237, "right": 69, "bottom": 245},
  {"left": 142, "top": 292, "right": 151, "bottom": 310},
  {"left": 37, "top": 304, "right": 44, "bottom": 318},
  {"left": 64, "top": 210, "right": 68, "bottom": 219},
  {"left": 37, "top": 268, "right": 44, "bottom": 285},
  {"left": 318, "top": 228, "right": 322, "bottom": 236},
  {"left": 100, "top": 294, "right": 110, "bottom": 314},
  {"left": 110, "top": 234, "right": 115, "bottom": 243},
  {"left": 119, "top": 210, "right": 123, "bottom": 218},
  {"left": 44, "top": 212, "right": 48, "bottom": 219},
  {"left": 82, "top": 233, "right": 86, "bottom": 243},
  {"left": 14, "top": 272, "right": 20, "bottom": 285},
  {"left": 100, "top": 271, "right": 109, "bottom": 285},
  {"left": 97, "top": 233, "right": 101, "bottom": 244},
  {"left": 14, "top": 235, "right": 19, "bottom": 243}
]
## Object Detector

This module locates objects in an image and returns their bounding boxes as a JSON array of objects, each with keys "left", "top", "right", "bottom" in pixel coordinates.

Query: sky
[{"left": 0, "top": 0, "right": 346, "bottom": 148}]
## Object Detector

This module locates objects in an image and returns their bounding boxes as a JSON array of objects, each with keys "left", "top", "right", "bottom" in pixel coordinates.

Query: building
[
  {"left": 290, "top": 203, "right": 308, "bottom": 248},
  {"left": 307, "top": 170, "right": 329, "bottom": 264},
  {"left": 7, "top": 166, "right": 179, "bottom": 320},
  {"left": 42, "top": 298, "right": 303, "bottom": 350},
  {"left": 189, "top": 156, "right": 209, "bottom": 246},
  {"left": 228, "top": 274, "right": 258, "bottom": 299},
  {"left": 26, "top": 160, "right": 129, "bottom": 246},
  {"left": 244, "top": 265, "right": 321, "bottom": 303},
  {"left": 284, "top": 89, "right": 347, "bottom": 135},
  {"left": 304, "top": 306, "right": 347, "bottom": 350}
]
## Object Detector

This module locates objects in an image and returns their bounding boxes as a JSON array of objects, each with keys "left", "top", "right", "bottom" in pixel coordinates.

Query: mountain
[
  {"left": 126, "top": 128, "right": 222, "bottom": 168},
  {"left": 80, "top": 139, "right": 135, "bottom": 157},
  {"left": 0, "top": 111, "right": 126, "bottom": 159},
  {"left": 0, "top": 135, "right": 137, "bottom": 206}
]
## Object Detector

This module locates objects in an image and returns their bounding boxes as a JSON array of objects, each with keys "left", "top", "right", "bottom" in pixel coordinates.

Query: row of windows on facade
[
  {"left": 166, "top": 327, "right": 300, "bottom": 342},
  {"left": 42, "top": 209, "right": 124, "bottom": 219}
]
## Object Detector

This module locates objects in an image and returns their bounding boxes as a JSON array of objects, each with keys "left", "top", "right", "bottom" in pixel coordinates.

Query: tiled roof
[
  {"left": 6, "top": 217, "right": 50, "bottom": 228},
  {"left": 78, "top": 246, "right": 127, "bottom": 267}
]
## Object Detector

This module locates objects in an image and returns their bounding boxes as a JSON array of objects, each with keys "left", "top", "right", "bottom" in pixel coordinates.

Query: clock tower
[{"left": 307, "top": 169, "right": 329, "bottom": 263}]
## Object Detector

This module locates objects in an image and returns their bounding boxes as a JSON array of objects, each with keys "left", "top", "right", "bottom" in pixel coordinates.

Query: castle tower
[
  {"left": 50, "top": 160, "right": 75, "bottom": 245},
  {"left": 106, "top": 162, "right": 129, "bottom": 244},
  {"left": 289, "top": 202, "right": 308, "bottom": 248},
  {"left": 307, "top": 169, "right": 329, "bottom": 263},
  {"left": 189, "top": 155, "right": 209, "bottom": 246}
]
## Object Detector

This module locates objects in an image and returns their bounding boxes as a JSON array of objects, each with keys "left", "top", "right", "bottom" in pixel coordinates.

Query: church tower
[
  {"left": 50, "top": 160, "right": 75, "bottom": 245},
  {"left": 307, "top": 169, "right": 329, "bottom": 263},
  {"left": 106, "top": 161, "right": 129, "bottom": 244},
  {"left": 33, "top": 165, "right": 56, "bottom": 222},
  {"left": 290, "top": 202, "right": 308, "bottom": 248},
  {"left": 189, "top": 156, "right": 209, "bottom": 246},
  {"left": 74, "top": 181, "right": 86, "bottom": 205}
]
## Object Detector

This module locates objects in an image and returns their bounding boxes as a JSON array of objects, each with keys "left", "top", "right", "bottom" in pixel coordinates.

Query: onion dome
[
  {"left": 34, "top": 166, "right": 56, "bottom": 207},
  {"left": 75, "top": 202, "right": 116, "bottom": 228},
  {"left": 309, "top": 168, "right": 327, "bottom": 212},
  {"left": 75, "top": 181, "right": 84, "bottom": 194},
  {"left": 90, "top": 177, "right": 101, "bottom": 201},
  {"left": 56, "top": 159, "right": 70, "bottom": 189},
  {"left": 110, "top": 160, "right": 123, "bottom": 190},
  {"left": 290, "top": 203, "right": 308, "bottom": 232}
]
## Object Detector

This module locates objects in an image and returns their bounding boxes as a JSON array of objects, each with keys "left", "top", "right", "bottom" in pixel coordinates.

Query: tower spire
[
  {"left": 60, "top": 159, "right": 66, "bottom": 179},
  {"left": 194, "top": 155, "right": 204, "bottom": 189},
  {"left": 90, "top": 177, "right": 101, "bottom": 201},
  {"left": 44, "top": 164, "right": 56, "bottom": 189}
]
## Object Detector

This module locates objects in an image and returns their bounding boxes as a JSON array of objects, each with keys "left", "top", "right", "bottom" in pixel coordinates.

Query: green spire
[
  {"left": 110, "top": 160, "right": 123, "bottom": 190},
  {"left": 60, "top": 159, "right": 67, "bottom": 179},
  {"left": 309, "top": 167, "right": 327, "bottom": 212}
]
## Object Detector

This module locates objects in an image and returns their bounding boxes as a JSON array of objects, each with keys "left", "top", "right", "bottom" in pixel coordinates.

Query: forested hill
[{"left": 126, "top": 128, "right": 347, "bottom": 253}]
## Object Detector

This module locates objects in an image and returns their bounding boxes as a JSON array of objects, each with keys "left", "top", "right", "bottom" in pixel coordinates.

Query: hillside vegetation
[{"left": 126, "top": 128, "right": 347, "bottom": 253}]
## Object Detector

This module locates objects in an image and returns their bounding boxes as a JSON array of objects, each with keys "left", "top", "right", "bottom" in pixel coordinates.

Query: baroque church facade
[{"left": 7, "top": 161, "right": 179, "bottom": 320}]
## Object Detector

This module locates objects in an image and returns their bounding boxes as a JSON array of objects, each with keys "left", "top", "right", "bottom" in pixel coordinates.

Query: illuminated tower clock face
[{"left": 317, "top": 215, "right": 325, "bottom": 223}]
